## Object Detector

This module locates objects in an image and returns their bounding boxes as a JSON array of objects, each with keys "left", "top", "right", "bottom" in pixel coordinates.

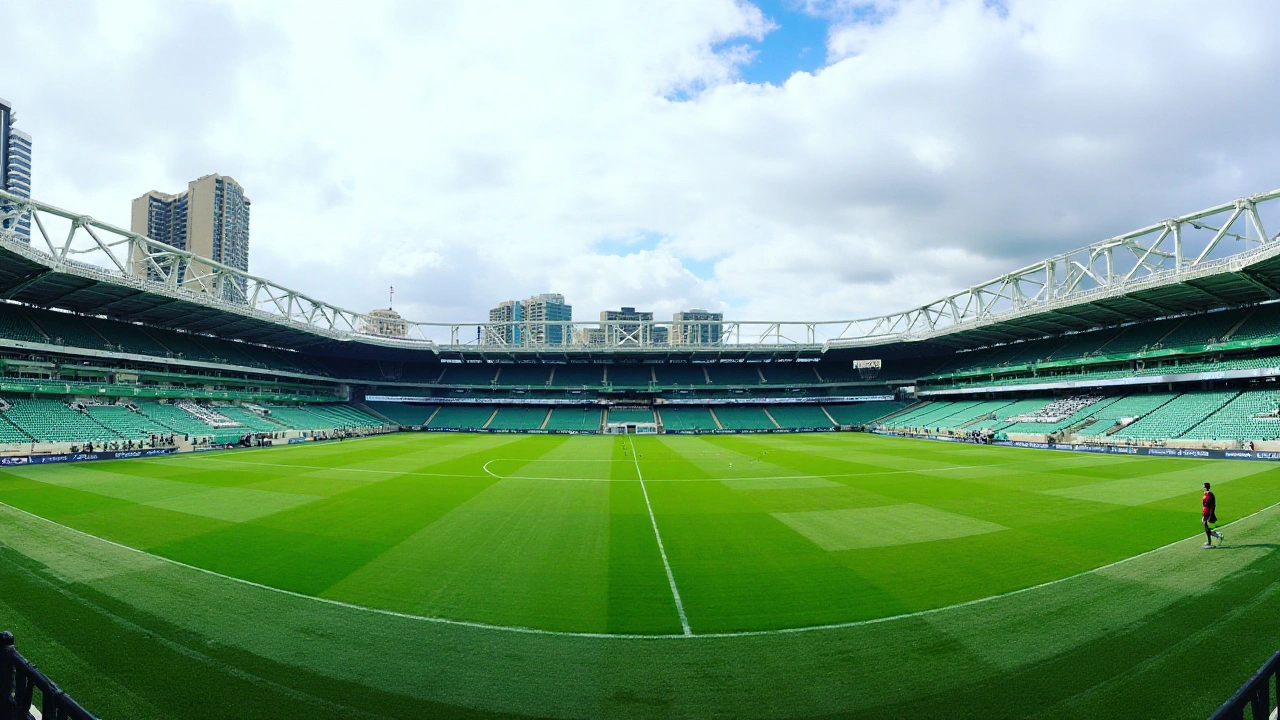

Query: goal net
[{"left": 605, "top": 422, "right": 658, "bottom": 435}]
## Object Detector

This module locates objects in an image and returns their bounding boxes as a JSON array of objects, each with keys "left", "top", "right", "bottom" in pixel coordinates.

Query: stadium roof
[{"left": 2, "top": 187, "right": 1279, "bottom": 360}]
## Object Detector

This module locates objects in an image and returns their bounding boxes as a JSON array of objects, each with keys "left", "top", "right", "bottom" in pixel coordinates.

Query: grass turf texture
[{"left": 0, "top": 432, "right": 1278, "bottom": 718}]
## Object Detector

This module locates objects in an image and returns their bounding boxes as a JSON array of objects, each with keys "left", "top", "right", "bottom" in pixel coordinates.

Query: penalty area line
[{"left": 629, "top": 436, "right": 693, "bottom": 636}]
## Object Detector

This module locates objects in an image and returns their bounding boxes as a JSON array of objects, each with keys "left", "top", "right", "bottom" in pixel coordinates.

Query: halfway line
[{"left": 629, "top": 436, "right": 692, "bottom": 636}]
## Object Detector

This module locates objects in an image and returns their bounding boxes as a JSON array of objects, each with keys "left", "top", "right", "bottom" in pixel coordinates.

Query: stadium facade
[{"left": 1, "top": 185, "right": 1280, "bottom": 458}]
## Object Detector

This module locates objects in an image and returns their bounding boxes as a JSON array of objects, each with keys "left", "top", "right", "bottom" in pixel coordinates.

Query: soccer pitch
[{"left": 2, "top": 432, "right": 1280, "bottom": 718}]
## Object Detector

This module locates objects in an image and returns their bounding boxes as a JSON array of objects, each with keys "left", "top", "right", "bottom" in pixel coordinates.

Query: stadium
[{"left": 1, "top": 180, "right": 1280, "bottom": 719}]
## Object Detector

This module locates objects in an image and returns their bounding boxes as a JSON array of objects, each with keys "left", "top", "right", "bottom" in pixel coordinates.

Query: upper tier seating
[
  {"left": 0, "top": 306, "right": 48, "bottom": 344},
  {"left": 653, "top": 365, "right": 707, "bottom": 386},
  {"left": 550, "top": 365, "right": 605, "bottom": 387},
  {"left": 1159, "top": 310, "right": 1247, "bottom": 348},
  {"left": 28, "top": 310, "right": 110, "bottom": 350},
  {"left": 494, "top": 365, "right": 552, "bottom": 387},
  {"left": 705, "top": 364, "right": 763, "bottom": 386},
  {"left": 760, "top": 363, "right": 820, "bottom": 384},
  {"left": 1228, "top": 304, "right": 1280, "bottom": 343},
  {"left": 607, "top": 365, "right": 654, "bottom": 388},
  {"left": 1097, "top": 319, "right": 1180, "bottom": 354},
  {"left": 437, "top": 364, "right": 497, "bottom": 386}
]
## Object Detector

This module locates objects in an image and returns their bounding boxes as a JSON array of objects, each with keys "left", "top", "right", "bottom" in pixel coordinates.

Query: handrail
[
  {"left": 0, "top": 631, "right": 96, "bottom": 720},
  {"left": 1208, "top": 649, "right": 1280, "bottom": 720}
]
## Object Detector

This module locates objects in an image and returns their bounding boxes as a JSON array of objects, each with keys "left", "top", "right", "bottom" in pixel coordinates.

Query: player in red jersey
[{"left": 1202, "top": 482, "right": 1223, "bottom": 548}]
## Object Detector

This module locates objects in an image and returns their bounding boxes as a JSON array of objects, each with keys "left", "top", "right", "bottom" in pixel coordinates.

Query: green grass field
[{"left": 2, "top": 431, "right": 1280, "bottom": 718}]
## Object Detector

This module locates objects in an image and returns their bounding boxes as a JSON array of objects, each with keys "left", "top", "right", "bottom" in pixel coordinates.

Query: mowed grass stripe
[
  {"left": 5, "top": 487, "right": 1280, "bottom": 718},
  {"left": 2, "top": 432, "right": 1279, "bottom": 637}
]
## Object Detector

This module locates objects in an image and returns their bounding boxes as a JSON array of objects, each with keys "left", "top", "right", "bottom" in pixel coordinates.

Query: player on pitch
[{"left": 1202, "top": 482, "right": 1223, "bottom": 548}]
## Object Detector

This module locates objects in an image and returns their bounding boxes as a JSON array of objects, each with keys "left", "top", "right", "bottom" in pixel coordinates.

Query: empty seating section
[
  {"left": 653, "top": 365, "right": 707, "bottom": 386},
  {"left": 91, "top": 321, "right": 172, "bottom": 356},
  {"left": 1098, "top": 320, "right": 1179, "bottom": 354},
  {"left": 495, "top": 365, "right": 551, "bottom": 387},
  {"left": 1159, "top": 310, "right": 1246, "bottom": 348},
  {"left": 216, "top": 406, "right": 286, "bottom": 432},
  {"left": 3, "top": 399, "right": 119, "bottom": 443},
  {"left": 761, "top": 363, "right": 820, "bottom": 384},
  {"left": 86, "top": 405, "right": 171, "bottom": 440},
  {"left": 137, "top": 402, "right": 221, "bottom": 437},
  {"left": 1075, "top": 394, "right": 1177, "bottom": 437},
  {"left": 438, "top": 365, "right": 498, "bottom": 385},
  {"left": 259, "top": 405, "right": 327, "bottom": 429},
  {"left": 766, "top": 405, "right": 833, "bottom": 429},
  {"left": 659, "top": 407, "right": 718, "bottom": 430},
  {"left": 1046, "top": 329, "right": 1122, "bottom": 361},
  {"left": 0, "top": 416, "right": 30, "bottom": 443},
  {"left": 607, "top": 365, "right": 653, "bottom": 388},
  {"left": 545, "top": 407, "right": 602, "bottom": 431},
  {"left": 712, "top": 406, "right": 775, "bottom": 430},
  {"left": 928, "top": 399, "right": 1016, "bottom": 430},
  {"left": 1229, "top": 305, "right": 1280, "bottom": 343},
  {"left": 608, "top": 408, "right": 655, "bottom": 424},
  {"left": 28, "top": 310, "right": 109, "bottom": 350},
  {"left": 364, "top": 402, "right": 438, "bottom": 426},
  {"left": 0, "top": 307, "right": 47, "bottom": 344},
  {"left": 487, "top": 407, "right": 549, "bottom": 430},
  {"left": 1179, "top": 391, "right": 1280, "bottom": 441},
  {"left": 825, "top": 402, "right": 903, "bottom": 425},
  {"left": 1112, "top": 391, "right": 1238, "bottom": 440},
  {"left": 705, "top": 364, "right": 762, "bottom": 386},
  {"left": 550, "top": 365, "right": 604, "bottom": 387},
  {"left": 1000, "top": 396, "right": 1116, "bottom": 435},
  {"left": 428, "top": 405, "right": 497, "bottom": 429},
  {"left": 966, "top": 399, "right": 1055, "bottom": 431}
]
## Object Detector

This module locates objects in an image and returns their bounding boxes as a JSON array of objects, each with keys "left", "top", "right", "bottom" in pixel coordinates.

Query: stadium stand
[
  {"left": 364, "top": 401, "right": 438, "bottom": 427},
  {"left": 607, "top": 365, "right": 654, "bottom": 389},
  {"left": 712, "top": 406, "right": 776, "bottom": 430},
  {"left": 705, "top": 364, "right": 763, "bottom": 386},
  {"left": 3, "top": 398, "right": 120, "bottom": 443},
  {"left": 495, "top": 365, "right": 552, "bottom": 387},
  {"left": 1111, "top": 391, "right": 1239, "bottom": 441},
  {"left": 653, "top": 365, "right": 708, "bottom": 386},
  {"left": 545, "top": 406, "right": 603, "bottom": 431},
  {"left": 550, "top": 364, "right": 605, "bottom": 387},
  {"left": 658, "top": 406, "right": 719, "bottom": 431},
  {"left": 760, "top": 363, "right": 821, "bottom": 385},
  {"left": 765, "top": 405, "right": 834, "bottom": 429},
  {"left": 824, "top": 401, "right": 903, "bottom": 425},
  {"left": 484, "top": 406, "right": 549, "bottom": 430},
  {"left": 1074, "top": 394, "right": 1178, "bottom": 438},
  {"left": 428, "top": 405, "right": 498, "bottom": 430},
  {"left": 85, "top": 403, "right": 172, "bottom": 440},
  {"left": 1177, "top": 391, "right": 1280, "bottom": 442}
]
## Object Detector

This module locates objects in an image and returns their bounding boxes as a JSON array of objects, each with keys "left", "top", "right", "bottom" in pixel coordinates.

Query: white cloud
[{"left": 4, "top": 0, "right": 1280, "bottom": 326}]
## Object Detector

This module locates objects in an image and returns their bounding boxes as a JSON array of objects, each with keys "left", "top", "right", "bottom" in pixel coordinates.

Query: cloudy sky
[{"left": 5, "top": 0, "right": 1280, "bottom": 330}]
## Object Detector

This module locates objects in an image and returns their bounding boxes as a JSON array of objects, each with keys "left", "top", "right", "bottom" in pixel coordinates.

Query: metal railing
[
  {"left": 0, "top": 631, "right": 96, "bottom": 720},
  {"left": 1210, "top": 649, "right": 1280, "bottom": 720}
]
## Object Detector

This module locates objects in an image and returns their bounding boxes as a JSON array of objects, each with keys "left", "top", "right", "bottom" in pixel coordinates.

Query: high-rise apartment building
[
  {"left": 0, "top": 98, "right": 32, "bottom": 242},
  {"left": 671, "top": 309, "right": 723, "bottom": 346},
  {"left": 600, "top": 307, "right": 668, "bottom": 346},
  {"left": 130, "top": 174, "right": 251, "bottom": 303},
  {"left": 485, "top": 293, "right": 572, "bottom": 346}
]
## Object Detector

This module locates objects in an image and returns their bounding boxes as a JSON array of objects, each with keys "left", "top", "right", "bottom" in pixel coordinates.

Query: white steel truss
[{"left": 2, "top": 187, "right": 1279, "bottom": 352}]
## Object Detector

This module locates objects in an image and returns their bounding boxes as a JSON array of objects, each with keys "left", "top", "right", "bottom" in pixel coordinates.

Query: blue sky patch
[{"left": 736, "top": 0, "right": 830, "bottom": 85}]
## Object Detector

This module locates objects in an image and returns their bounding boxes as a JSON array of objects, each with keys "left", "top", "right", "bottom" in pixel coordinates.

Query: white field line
[
  {"left": 2, "top": 497, "right": 1278, "bottom": 640},
  {"left": 628, "top": 436, "right": 692, "bottom": 636}
]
